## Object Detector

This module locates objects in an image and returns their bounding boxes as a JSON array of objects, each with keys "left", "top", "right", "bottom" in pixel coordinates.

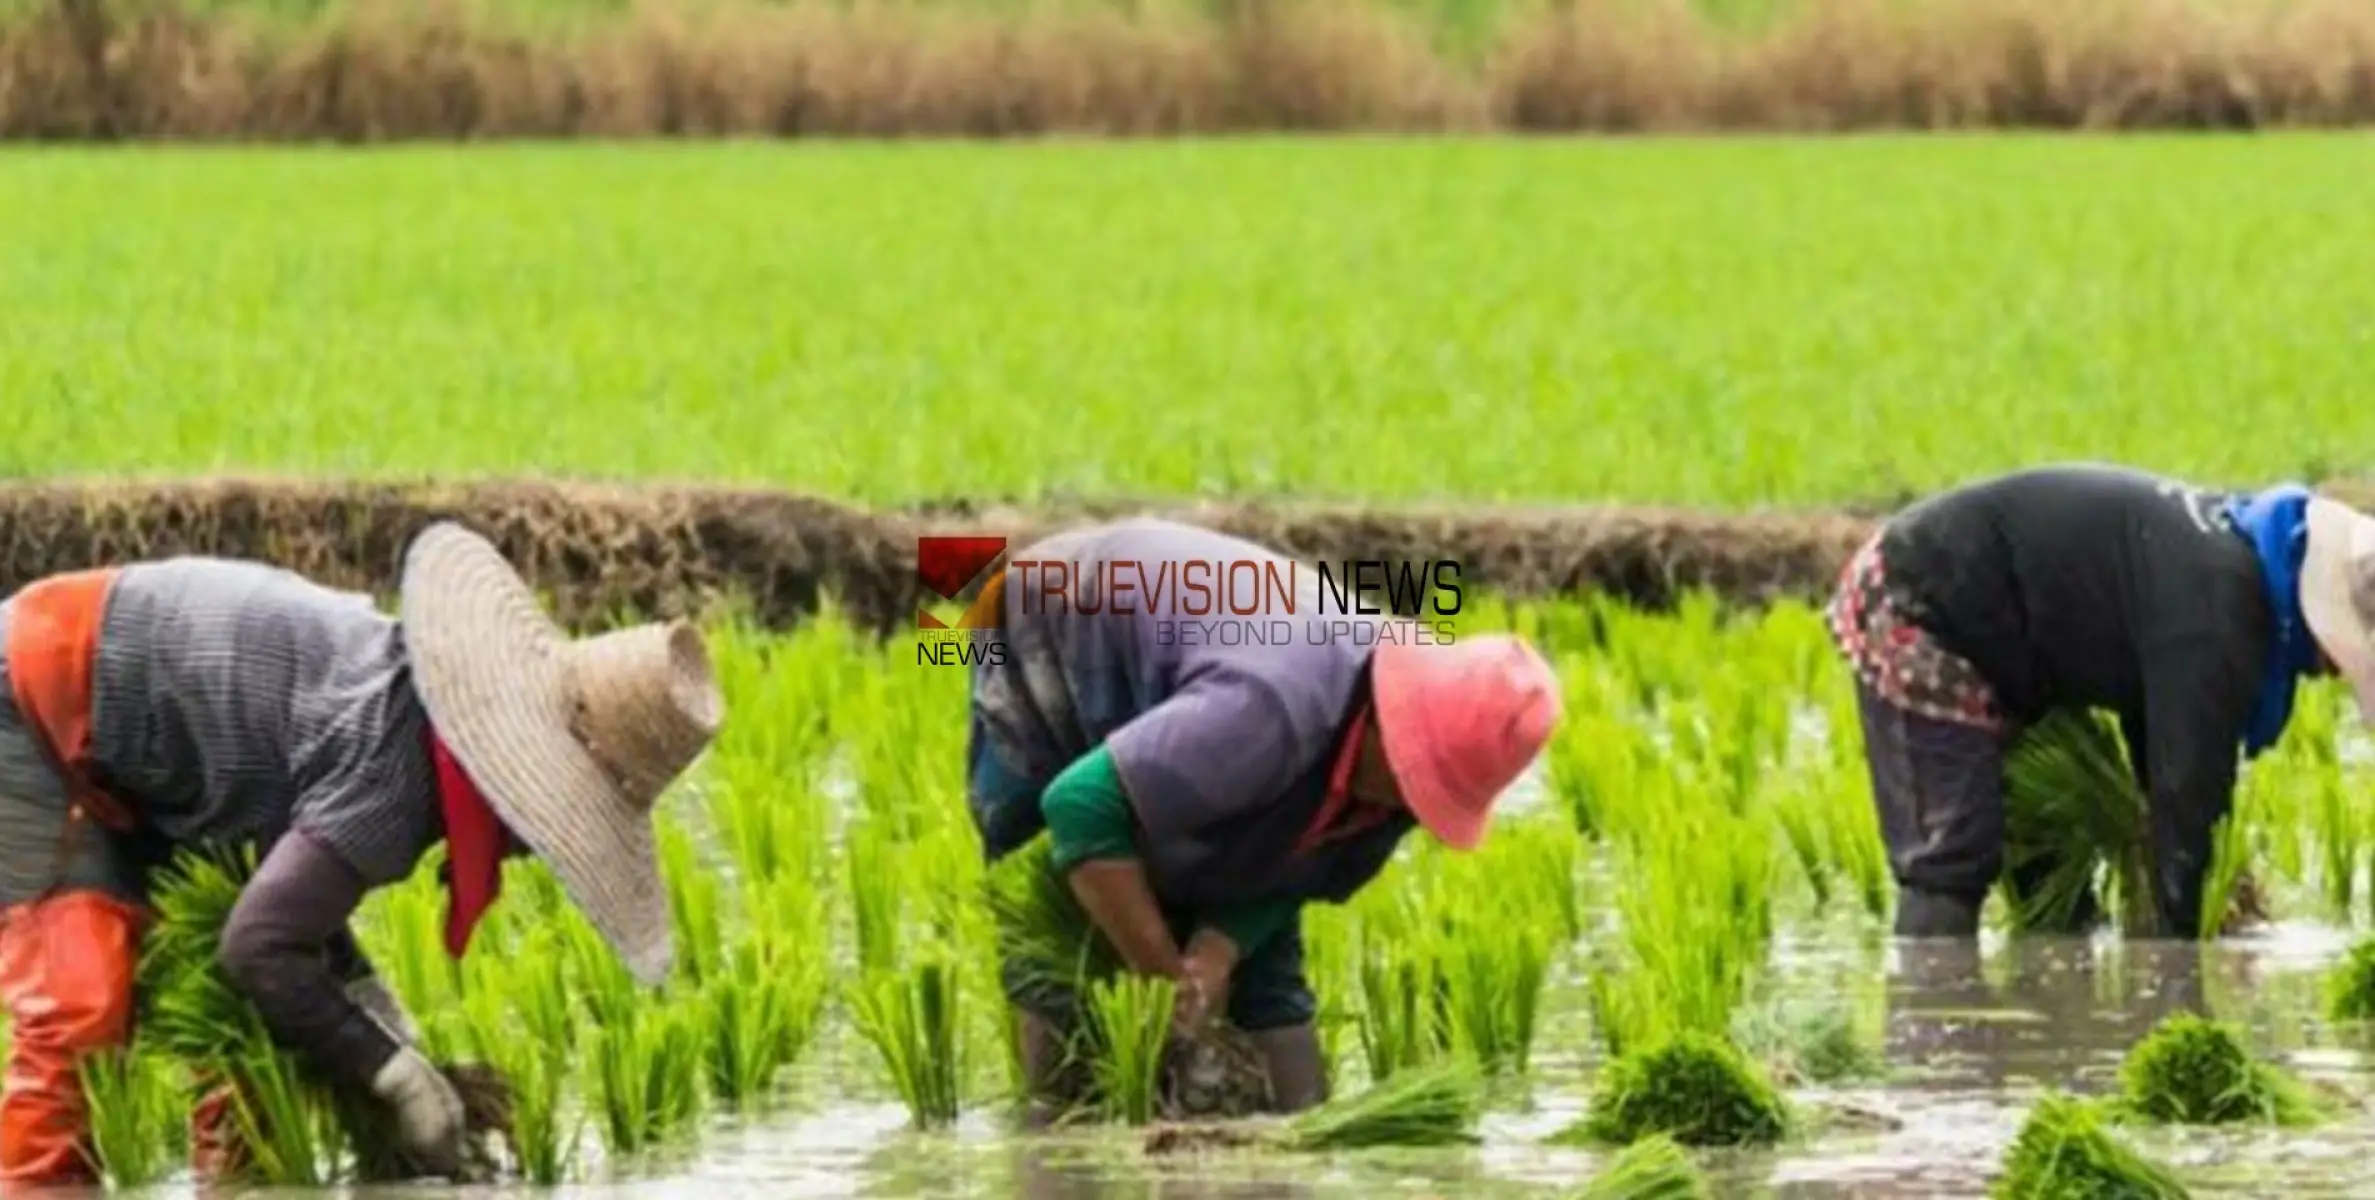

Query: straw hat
[
  {"left": 2303, "top": 497, "right": 2375, "bottom": 730},
  {"left": 399, "top": 522, "right": 724, "bottom": 986}
]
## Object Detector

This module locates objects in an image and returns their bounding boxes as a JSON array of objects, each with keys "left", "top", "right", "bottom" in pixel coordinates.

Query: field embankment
[
  {"left": 13, "top": 476, "right": 2375, "bottom": 631},
  {"left": 12, "top": 0, "right": 2375, "bottom": 139}
]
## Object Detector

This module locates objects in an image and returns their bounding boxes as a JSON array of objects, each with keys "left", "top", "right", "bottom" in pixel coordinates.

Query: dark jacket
[{"left": 1880, "top": 463, "right": 2272, "bottom": 931}]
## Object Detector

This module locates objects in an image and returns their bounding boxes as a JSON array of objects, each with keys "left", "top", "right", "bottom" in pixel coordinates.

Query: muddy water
[{"left": 124, "top": 921, "right": 2375, "bottom": 1200}]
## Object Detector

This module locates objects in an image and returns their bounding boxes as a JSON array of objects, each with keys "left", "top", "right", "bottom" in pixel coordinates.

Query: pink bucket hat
[{"left": 1369, "top": 635, "right": 1563, "bottom": 852}]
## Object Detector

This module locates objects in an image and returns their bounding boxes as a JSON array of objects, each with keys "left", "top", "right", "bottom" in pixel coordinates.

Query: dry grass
[{"left": 9, "top": 0, "right": 2375, "bottom": 139}]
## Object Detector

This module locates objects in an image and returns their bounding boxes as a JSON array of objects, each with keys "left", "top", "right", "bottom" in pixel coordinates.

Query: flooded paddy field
[{"left": 78, "top": 591, "right": 2375, "bottom": 1198}]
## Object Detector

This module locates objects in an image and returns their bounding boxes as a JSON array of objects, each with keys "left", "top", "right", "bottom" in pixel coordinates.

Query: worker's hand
[
  {"left": 346, "top": 976, "right": 421, "bottom": 1045},
  {"left": 369, "top": 1046, "right": 468, "bottom": 1177},
  {"left": 1171, "top": 928, "right": 1239, "bottom": 1037}
]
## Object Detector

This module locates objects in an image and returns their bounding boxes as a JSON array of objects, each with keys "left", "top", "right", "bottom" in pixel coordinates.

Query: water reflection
[{"left": 1007, "top": 1140, "right": 1320, "bottom": 1200}]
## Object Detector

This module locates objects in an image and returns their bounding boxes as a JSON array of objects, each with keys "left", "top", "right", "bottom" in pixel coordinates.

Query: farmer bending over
[
  {"left": 965, "top": 517, "right": 1562, "bottom": 1117},
  {"left": 0, "top": 522, "right": 723, "bottom": 1185},
  {"left": 1827, "top": 463, "right": 2375, "bottom": 939}
]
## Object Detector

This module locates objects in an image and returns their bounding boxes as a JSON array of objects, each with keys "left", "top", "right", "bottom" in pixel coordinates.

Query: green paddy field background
[{"left": 10, "top": 135, "right": 2374, "bottom": 506}]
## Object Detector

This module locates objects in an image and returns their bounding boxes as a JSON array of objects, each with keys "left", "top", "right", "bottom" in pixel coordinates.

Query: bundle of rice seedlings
[
  {"left": 982, "top": 836, "right": 1271, "bottom": 1122},
  {"left": 1569, "top": 1134, "right": 1711, "bottom": 1200},
  {"left": 1552, "top": 1032, "right": 1789, "bottom": 1149},
  {"left": 136, "top": 846, "right": 514, "bottom": 1184},
  {"left": 2111, "top": 1013, "right": 2325, "bottom": 1128},
  {"left": 1993, "top": 1092, "right": 2192, "bottom": 1199},
  {"left": 2325, "top": 935, "right": 2375, "bottom": 1022},
  {"left": 2002, "top": 710, "right": 2264, "bottom": 939},
  {"left": 77, "top": 1045, "right": 186, "bottom": 1189},
  {"left": 1141, "top": 1058, "right": 1486, "bottom": 1156}
]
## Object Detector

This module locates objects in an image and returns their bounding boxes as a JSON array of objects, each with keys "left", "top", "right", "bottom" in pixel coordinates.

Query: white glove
[
  {"left": 346, "top": 976, "right": 421, "bottom": 1045},
  {"left": 369, "top": 1046, "right": 467, "bottom": 1177}
]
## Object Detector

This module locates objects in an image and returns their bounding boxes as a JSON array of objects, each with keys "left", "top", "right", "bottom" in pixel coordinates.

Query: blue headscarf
[{"left": 2223, "top": 483, "right": 2320, "bottom": 758}]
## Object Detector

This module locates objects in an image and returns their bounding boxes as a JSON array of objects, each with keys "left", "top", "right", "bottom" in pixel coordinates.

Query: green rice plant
[
  {"left": 1299, "top": 905, "right": 1361, "bottom": 1077},
  {"left": 559, "top": 907, "right": 644, "bottom": 1034},
  {"left": 135, "top": 846, "right": 350, "bottom": 1185},
  {"left": 588, "top": 997, "right": 707, "bottom": 1159},
  {"left": 1140, "top": 1058, "right": 1488, "bottom": 1156},
  {"left": 1555, "top": 1032, "right": 1790, "bottom": 1149},
  {"left": 2110, "top": 1013, "right": 2325, "bottom": 1128},
  {"left": 1276, "top": 1057, "right": 1486, "bottom": 1150},
  {"left": 1570, "top": 1134, "right": 1711, "bottom": 1200},
  {"left": 2001, "top": 709, "right": 2151, "bottom": 935},
  {"left": 352, "top": 863, "right": 468, "bottom": 1061},
  {"left": 1355, "top": 937, "right": 1455, "bottom": 1082},
  {"left": 983, "top": 835, "right": 1125, "bottom": 994},
  {"left": 230, "top": 1047, "right": 350, "bottom": 1187},
  {"left": 451, "top": 949, "right": 580, "bottom": 1187},
  {"left": 474, "top": 1020, "right": 578, "bottom": 1186},
  {"left": 1436, "top": 908, "right": 1553, "bottom": 1076},
  {"left": 1588, "top": 808, "right": 1774, "bottom": 1057},
  {"left": 2309, "top": 770, "right": 2362, "bottom": 922},
  {"left": 848, "top": 817, "right": 909, "bottom": 977},
  {"left": 1080, "top": 972, "right": 1177, "bottom": 1126},
  {"left": 848, "top": 949, "right": 966, "bottom": 1130},
  {"left": 2197, "top": 813, "right": 2257, "bottom": 944},
  {"left": 1734, "top": 999, "right": 1887, "bottom": 1087},
  {"left": 76, "top": 1044, "right": 186, "bottom": 1189},
  {"left": 2325, "top": 935, "right": 2375, "bottom": 1021},
  {"left": 702, "top": 874, "right": 830, "bottom": 1113},
  {"left": 661, "top": 819, "right": 726, "bottom": 989},
  {"left": 1993, "top": 1092, "right": 2192, "bottom": 1200}
]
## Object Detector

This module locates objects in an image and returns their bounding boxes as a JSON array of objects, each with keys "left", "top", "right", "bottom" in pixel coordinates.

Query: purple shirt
[{"left": 970, "top": 519, "right": 1411, "bottom": 908}]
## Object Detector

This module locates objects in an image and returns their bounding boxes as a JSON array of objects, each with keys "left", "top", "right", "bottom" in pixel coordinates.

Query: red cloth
[
  {"left": 427, "top": 730, "right": 506, "bottom": 959},
  {"left": 1292, "top": 707, "right": 1388, "bottom": 857}
]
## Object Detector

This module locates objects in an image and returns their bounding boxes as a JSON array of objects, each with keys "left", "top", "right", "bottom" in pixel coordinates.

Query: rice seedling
[
  {"left": 1436, "top": 916, "right": 1553, "bottom": 1075},
  {"left": 1355, "top": 937, "right": 1455, "bottom": 1082},
  {"left": 1993, "top": 1092, "right": 2193, "bottom": 1200},
  {"left": 134, "top": 847, "right": 349, "bottom": 1185},
  {"left": 702, "top": 874, "right": 831, "bottom": 1114},
  {"left": 1570, "top": 1134, "right": 1711, "bottom": 1200},
  {"left": 848, "top": 949, "right": 966, "bottom": 1130},
  {"left": 661, "top": 819, "right": 726, "bottom": 989},
  {"left": 1080, "top": 973, "right": 1177, "bottom": 1126},
  {"left": 462, "top": 977, "right": 581, "bottom": 1186},
  {"left": 77, "top": 1045, "right": 185, "bottom": 1189},
  {"left": 1554, "top": 1032, "right": 1790, "bottom": 1150},
  {"left": 2000, "top": 709, "right": 2150, "bottom": 935},
  {"left": 1587, "top": 807, "right": 1774, "bottom": 1057},
  {"left": 1142, "top": 1058, "right": 1487, "bottom": 1156},
  {"left": 2326, "top": 936, "right": 2375, "bottom": 1022},
  {"left": 588, "top": 997, "right": 708, "bottom": 1159},
  {"left": 2109, "top": 1013, "right": 2325, "bottom": 1128}
]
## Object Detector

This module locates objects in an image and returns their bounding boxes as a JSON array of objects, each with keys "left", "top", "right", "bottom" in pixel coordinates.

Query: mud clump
[
  {"left": 21, "top": 0, "right": 2375, "bottom": 139},
  {"left": 338, "top": 1063, "right": 517, "bottom": 1183},
  {"left": 1160, "top": 1025, "right": 1274, "bottom": 1120}
]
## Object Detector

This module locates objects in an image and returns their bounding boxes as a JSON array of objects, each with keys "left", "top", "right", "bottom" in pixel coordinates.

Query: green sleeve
[
  {"left": 1203, "top": 900, "right": 1297, "bottom": 958},
  {"left": 1041, "top": 745, "right": 1139, "bottom": 872}
]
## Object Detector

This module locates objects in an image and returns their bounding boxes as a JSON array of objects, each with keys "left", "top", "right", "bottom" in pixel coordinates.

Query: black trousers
[{"left": 1852, "top": 679, "right": 2095, "bottom": 931}]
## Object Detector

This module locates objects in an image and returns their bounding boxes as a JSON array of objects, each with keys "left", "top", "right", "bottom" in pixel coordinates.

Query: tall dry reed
[{"left": 11, "top": 0, "right": 2375, "bottom": 140}]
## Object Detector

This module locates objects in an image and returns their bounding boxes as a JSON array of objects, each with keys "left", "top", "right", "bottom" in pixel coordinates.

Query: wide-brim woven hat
[
  {"left": 2302, "top": 497, "right": 2375, "bottom": 730},
  {"left": 399, "top": 521, "right": 725, "bottom": 986}
]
